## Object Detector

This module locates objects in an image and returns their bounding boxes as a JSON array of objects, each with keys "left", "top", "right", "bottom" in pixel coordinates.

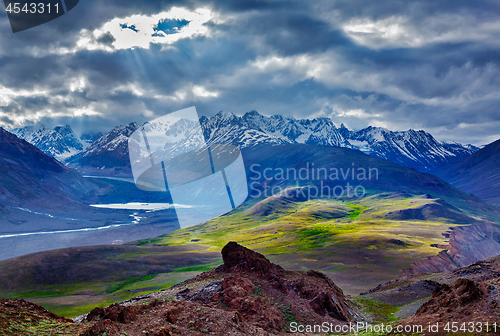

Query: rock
[
  {"left": 164, "top": 305, "right": 183, "bottom": 324},
  {"left": 189, "top": 280, "right": 223, "bottom": 303},
  {"left": 222, "top": 275, "right": 255, "bottom": 305},
  {"left": 294, "top": 271, "right": 351, "bottom": 321},
  {"left": 416, "top": 278, "right": 484, "bottom": 316},
  {"left": 221, "top": 241, "right": 283, "bottom": 277},
  {"left": 86, "top": 304, "right": 137, "bottom": 324},
  {"left": 79, "top": 319, "right": 119, "bottom": 336},
  {"left": 118, "top": 306, "right": 137, "bottom": 324},
  {"left": 309, "top": 292, "right": 350, "bottom": 321}
]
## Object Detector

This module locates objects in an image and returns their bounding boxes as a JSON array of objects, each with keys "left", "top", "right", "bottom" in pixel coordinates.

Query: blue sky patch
[
  {"left": 120, "top": 23, "right": 138, "bottom": 32},
  {"left": 154, "top": 19, "right": 190, "bottom": 35}
]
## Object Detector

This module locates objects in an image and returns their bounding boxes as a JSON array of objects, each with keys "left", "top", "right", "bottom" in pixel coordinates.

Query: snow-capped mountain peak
[
  {"left": 11, "top": 124, "right": 85, "bottom": 160},
  {"left": 13, "top": 110, "right": 478, "bottom": 176},
  {"left": 207, "top": 110, "right": 476, "bottom": 171}
]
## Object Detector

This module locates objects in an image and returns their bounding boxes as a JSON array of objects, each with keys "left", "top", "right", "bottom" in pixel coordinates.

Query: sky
[{"left": 1, "top": 0, "right": 500, "bottom": 145}]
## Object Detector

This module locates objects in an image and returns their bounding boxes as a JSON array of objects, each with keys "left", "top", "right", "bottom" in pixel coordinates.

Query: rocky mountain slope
[
  {"left": 0, "top": 298, "right": 81, "bottom": 335},
  {"left": 65, "top": 123, "right": 139, "bottom": 176},
  {"left": 0, "top": 242, "right": 353, "bottom": 335},
  {"left": 403, "top": 277, "right": 499, "bottom": 326},
  {"left": 435, "top": 138, "right": 500, "bottom": 207},
  {"left": 403, "top": 221, "right": 500, "bottom": 275},
  {"left": 2, "top": 242, "right": 499, "bottom": 335},
  {"left": 362, "top": 253, "right": 500, "bottom": 329},
  {"left": 63, "top": 111, "right": 477, "bottom": 176}
]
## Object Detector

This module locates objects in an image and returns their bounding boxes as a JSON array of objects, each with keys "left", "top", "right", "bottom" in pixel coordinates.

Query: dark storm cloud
[
  {"left": 95, "top": 32, "right": 115, "bottom": 46},
  {"left": 226, "top": 11, "right": 353, "bottom": 56},
  {"left": 0, "top": 0, "right": 499, "bottom": 145},
  {"left": 0, "top": 55, "right": 64, "bottom": 88},
  {"left": 0, "top": 116, "right": 14, "bottom": 125},
  {"left": 314, "top": 0, "right": 500, "bottom": 22},
  {"left": 206, "top": 0, "right": 285, "bottom": 12}
]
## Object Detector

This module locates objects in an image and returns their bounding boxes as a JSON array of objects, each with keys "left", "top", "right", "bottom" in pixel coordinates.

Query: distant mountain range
[
  {"left": 436, "top": 138, "right": 500, "bottom": 207},
  {"left": 51, "top": 110, "right": 477, "bottom": 176},
  {"left": 204, "top": 111, "right": 478, "bottom": 171},
  {"left": 10, "top": 125, "right": 102, "bottom": 161},
  {"left": 7, "top": 111, "right": 478, "bottom": 176}
]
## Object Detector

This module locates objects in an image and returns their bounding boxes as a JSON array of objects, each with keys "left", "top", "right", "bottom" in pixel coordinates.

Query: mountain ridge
[
  {"left": 0, "top": 127, "right": 95, "bottom": 210},
  {"left": 58, "top": 110, "right": 477, "bottom": 176},
  {"left": 65, "top": 123, "right": 139, "bottom": 177},
  {"left": 435, "top": 138, "right": 500, "bottom": 207},
  {"left": 10, "top": 125, "right": 102, "bottom": 161}
]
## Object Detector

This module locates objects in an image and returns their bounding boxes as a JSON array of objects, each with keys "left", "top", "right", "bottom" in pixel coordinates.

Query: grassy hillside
[
  {"left": 136, "top": 144, "right": 500, "bottom": 293},
  {"left": 0, "top": 190, "right": 493, "bottom": 317},
  {"left": 142, "top": 191, "right": 479, "bottom": 294},
  {"left": 0, "top": 245, "right": 220, "bottom": 317},
  {"left": 1, "top": 144, "right": 499, "bottom": 317}
]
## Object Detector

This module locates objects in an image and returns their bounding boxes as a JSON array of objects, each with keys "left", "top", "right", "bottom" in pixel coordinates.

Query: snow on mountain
[
  {"left": 242, "top": 111, "right": 302, "bottom": 141},
  {"left": 201, "top": 111, "right": 291, "bottom": 147},
  {"left": 60, "top": 110, "right": 478, "bottom": 176},
  {"left": 346, "top": 127, "right": 479, "bottom": 171},
  {"left": 65, "top": 123, "right": 139, "bottom": 176},
  {"left": 240, "top": 111, "right": 350, "bottom": 147},
  {"left": 202, "top": 111, "right": 476, "bottom": 172},
  {"left": 11, "top": 125, "right": 85, "bottom": 161},
  {"left": 304, "top": 118, "right": 352, "bottom": 147},
  {"left": 144, "top": 117, "right": 207, "bottom": 162},
  {"left": 442, "top": 141, "right": 480, "bottom": 158},
  {"left": 80, "top": 132, "right": 104, "bottom": 149},
  {"left": 65, "top": 112, "right": 290, "bottom": 177}
]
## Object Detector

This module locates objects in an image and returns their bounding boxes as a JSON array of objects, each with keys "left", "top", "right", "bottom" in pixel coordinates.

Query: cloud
[
  {"left": 192, "top": 86, "right": 219, "bottom": 97},
  {"left": 0, "top": 0, "right": 499, "bottom": 146},
  {"left": 342, "top": 13, "right": 500, "bottom": 49},
  {"left": 0, "top": 82, "right": 102, "bottom": 126},
  {"left": 75, "top": 7, "right": 215, "bottom": 52},
  {"left": 0, "top": 85, "right": 48, "bottom": 107}
]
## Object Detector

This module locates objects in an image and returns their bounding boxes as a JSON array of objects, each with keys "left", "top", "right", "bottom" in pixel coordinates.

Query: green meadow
[
  {"left": 0, "top": 187, "right": 494, "bottom": 319},
  {"left": 141, "top": 191, "right": 467, "bottom": 294}
]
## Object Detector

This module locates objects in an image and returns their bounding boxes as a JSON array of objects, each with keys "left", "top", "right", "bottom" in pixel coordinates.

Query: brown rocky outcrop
[
  {"left": 84, "top": 241, "right": 352, "bottom": 335},
  {"left": 400, "top": 276, "right": 500, "bottom": 328},
  {"left": 220, "top": 241, "right": 284, "bottom": 277},
  {"left": 86, "top": 304, "right": 138, "bottom": 324},
  {"left": 416, "top": 278, "right": 483, "bottom": 315}
]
